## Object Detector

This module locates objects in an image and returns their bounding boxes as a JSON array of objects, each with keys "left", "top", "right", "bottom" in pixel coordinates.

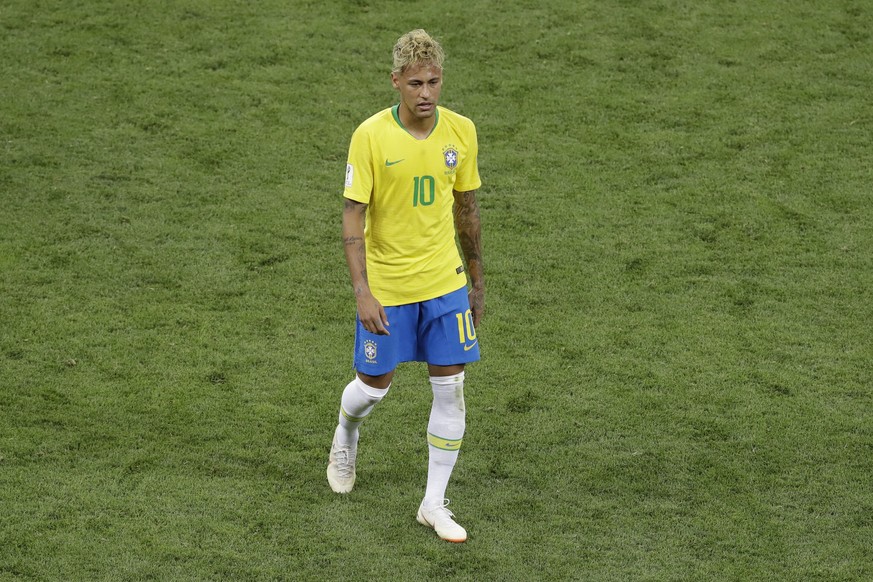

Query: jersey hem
[{"left": 376, "top": 281, "right": 467, "bottom": 307}]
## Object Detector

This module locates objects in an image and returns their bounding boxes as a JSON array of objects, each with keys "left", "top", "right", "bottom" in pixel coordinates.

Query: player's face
[{"left": 392, "top": 63, "right": 442, "bottom": 125}]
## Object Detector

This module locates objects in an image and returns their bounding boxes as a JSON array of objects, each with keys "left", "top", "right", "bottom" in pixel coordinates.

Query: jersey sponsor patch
[{"left": 345, "top": 163, "right": 354, "bottom": 187}]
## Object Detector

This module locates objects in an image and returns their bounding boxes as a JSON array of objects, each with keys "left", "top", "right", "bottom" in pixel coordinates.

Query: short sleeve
[
  {"left": 454, "top": 121, "right": 481, "bottom": 192},
  {"left": 344, "top": 126, "right": 374, "bottom": 203}
]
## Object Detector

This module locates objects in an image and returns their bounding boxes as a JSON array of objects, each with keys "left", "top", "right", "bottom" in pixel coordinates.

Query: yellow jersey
[{"left": 344, "top": 105, "right": 481, "bottom": 306}]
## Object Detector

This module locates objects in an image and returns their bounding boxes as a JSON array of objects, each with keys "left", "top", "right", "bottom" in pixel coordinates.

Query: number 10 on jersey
[{"left": 413, "top": 175, "right": 435, "bottom": 207}]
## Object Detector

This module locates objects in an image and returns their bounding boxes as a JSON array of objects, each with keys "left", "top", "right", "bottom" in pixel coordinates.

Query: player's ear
[{"left": 390, "top": 72, "right": 400, "bottom": 89}]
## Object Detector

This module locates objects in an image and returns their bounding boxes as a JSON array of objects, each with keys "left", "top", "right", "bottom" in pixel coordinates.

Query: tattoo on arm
[
  {"left": 343, "top": 198, "right": 370, "bottom": 294},
  {"left": 343, "top": 198, "right": 367, "bottom": 217},
  {"left": 453, "top": 189, "right": 483, "bottom": 285}
]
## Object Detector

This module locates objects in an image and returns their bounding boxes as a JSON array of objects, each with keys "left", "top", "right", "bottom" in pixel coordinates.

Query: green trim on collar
[{"left": 392, "top": 104, "right": 439, "bottom": 138}]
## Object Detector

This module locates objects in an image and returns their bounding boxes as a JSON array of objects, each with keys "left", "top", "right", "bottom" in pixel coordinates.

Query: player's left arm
[{"left": 453, "top": 188, "right": 484, "bottom": 328}]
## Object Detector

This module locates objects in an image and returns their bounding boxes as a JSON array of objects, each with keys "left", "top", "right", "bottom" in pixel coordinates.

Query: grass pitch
[{"left": 2, "top": 1, "right": 872, "bottom": 580}]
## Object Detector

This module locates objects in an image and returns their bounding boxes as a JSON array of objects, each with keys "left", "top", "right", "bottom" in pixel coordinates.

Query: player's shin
[{"left": 423, "top": 372, "right": 466, "bottom": 507}]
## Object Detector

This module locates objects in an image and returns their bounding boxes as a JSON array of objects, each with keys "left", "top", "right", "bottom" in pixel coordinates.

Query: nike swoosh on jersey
[
  {"left": 464, "top": 341, "right": 478, "bottom": 351},
  {"left": 385, "top": 159, "right": 405, "bottom": 166}
]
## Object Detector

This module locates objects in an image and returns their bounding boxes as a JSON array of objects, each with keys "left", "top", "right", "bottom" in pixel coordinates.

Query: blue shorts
[{"left": 354, "top": 286, "right": 480, "bottom": 376}]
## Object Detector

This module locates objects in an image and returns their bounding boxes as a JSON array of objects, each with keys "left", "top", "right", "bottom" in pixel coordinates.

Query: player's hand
[
  {"left": 357, "top": 294, "right": 390, "bottom": 335},
  {"left": 469, "top": 286, "right": 484, "bottom": 329}
]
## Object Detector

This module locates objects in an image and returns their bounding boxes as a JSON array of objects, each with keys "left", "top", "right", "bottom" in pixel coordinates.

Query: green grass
[{"left": 2, "top": 0, "right": 872, "bottom": 580}]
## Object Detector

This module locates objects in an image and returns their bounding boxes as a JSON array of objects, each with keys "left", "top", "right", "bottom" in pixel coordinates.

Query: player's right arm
[{"left": 342, "top": 198, "right": 389, "bottom": 335}]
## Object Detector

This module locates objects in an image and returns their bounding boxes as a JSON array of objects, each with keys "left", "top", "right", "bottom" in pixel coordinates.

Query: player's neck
[{"left": 397, "top": 106, "right": 436, "bottom": 140}]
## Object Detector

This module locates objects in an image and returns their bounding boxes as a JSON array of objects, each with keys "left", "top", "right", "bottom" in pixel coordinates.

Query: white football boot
[
  {"left": 416, "top": 499, "right": 467, "bottom": 543},
  {"left": 327, "top": 433, "right": 356, "bottom": 494}
]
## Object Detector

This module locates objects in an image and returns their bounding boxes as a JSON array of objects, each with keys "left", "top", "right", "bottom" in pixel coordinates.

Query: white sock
[
  {"left": 336, "top": 377, "right": 389, "bottom": 448},
  {"left": 423, "top": 372, "right": 466, "bottom": 508}
]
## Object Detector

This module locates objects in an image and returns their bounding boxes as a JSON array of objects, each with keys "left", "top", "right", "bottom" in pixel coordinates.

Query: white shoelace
[
  {"left": 427, "top": 499, "right": 456, "bottom": 518},
  {"left": 332, "top": 445, "right": 356, "bottom": 477}
]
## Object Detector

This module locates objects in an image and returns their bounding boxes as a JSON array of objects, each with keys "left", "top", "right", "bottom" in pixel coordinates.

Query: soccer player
[{"left": 327, "top": 29, "right": 484, "bottom": 543}]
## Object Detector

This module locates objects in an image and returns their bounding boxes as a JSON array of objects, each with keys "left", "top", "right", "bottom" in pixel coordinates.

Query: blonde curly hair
[{"left": 392, "top": 29, "right": 445, "bottom": 74}]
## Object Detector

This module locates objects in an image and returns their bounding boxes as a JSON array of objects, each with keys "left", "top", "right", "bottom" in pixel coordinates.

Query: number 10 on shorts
[{"left": 455, "top": 309, "right": 476, "bottom": 344}]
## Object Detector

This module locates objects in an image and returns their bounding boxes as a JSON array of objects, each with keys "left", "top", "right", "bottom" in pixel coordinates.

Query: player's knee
[{"left": 357, "top": 370, "right": 394, "bottom": 390}]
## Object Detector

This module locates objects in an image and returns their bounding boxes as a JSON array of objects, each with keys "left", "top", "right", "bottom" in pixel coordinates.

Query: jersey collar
[{"left": 392, "top": 104, "right": 439, "bottom": 139}]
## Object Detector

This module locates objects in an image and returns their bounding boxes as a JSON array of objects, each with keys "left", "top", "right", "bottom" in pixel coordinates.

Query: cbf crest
[
  {"left": 363, "top": 340, "right": 377, "bottom": 363},
  {"left": 443, "top": 144, "right": 459, "bottom": 174}
]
